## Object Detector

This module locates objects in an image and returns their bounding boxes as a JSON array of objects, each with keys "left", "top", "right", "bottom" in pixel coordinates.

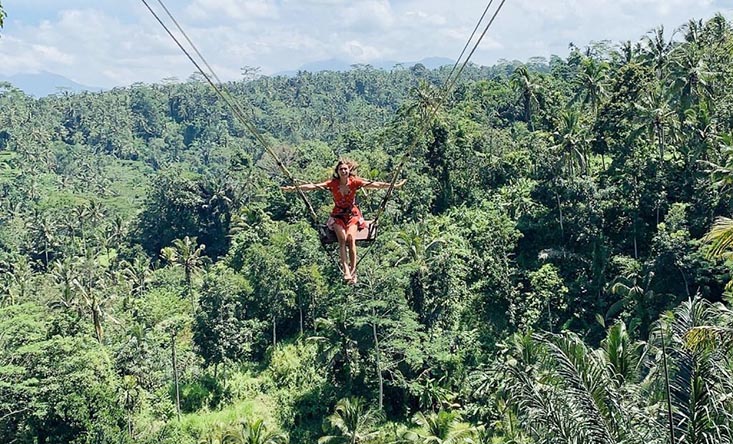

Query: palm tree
[
  {"left": 667, "top": 43, "right": 712, "bottom": 114},
  {"left": 49, "top": 257, "right": 83, "bottom": 318},
  {"left": 403, "top": 410, "right": 477, "bottom": 444},
  {"left": 632, "top": 84, "right": 675, "bottom": 165},
  {"left": 704, "top": 132, "right": 733, "bottom": 191},
  {"left": 703, "top": 214, "right": 733, "bottom": 292},
  {"left": 161, "top": 235, "right": 207, "bottom": 300},
  {"left": 552, "top": 109, "right": 589, "bottom": 177},
  {"left": 120, "top": 256, "right": 153, "bottom": 303},
  {"left": 223, "top": 418, "right": 288, "bottom": 444},
  {"left": 618, "top": 40, "right": 642, "bottom": 66},
  {"left": 119, "top": 375, "right": 141, "bottom": 437},
  {"left": 632, "top": 83, "right": 676, "bottom": 225},
  {"left": 644, "top": 297, "right": 733, "bottom": 444},
  {"left": 318, "top": 397, "right": 381, "bottom": 444},
  {"left": 105, "top": 215, "right": 127, "bottom": 253},
  {"left": 28, "top": 211, "right": 58, "bottom": 267},
  {"left": 600, "top": 321, "right": 641, "bottom": 387},
  {"left": 573, "top": 57, "right": 608, "bottom": 115},
  {"left": 510, "top": 66, "right": 540, "bottom": 131},
  {"left": 392, "top": 222, "right": 446, "bottom": 324},
  {"left": 0, "top": 256, "right": 33, "bottom": 306},
  {"left": 608, "top": 269, "right": 656, "bottom": 336},
  {"left": 76, "top": 251, "right": 110, "bottom": 343},
  {"left": 500, "top": 330, "right": 648, "bottom": 444},
  {"left": 641, "top": 26, "right": 675, "bottom": 80},
  {"left": 310, "top": 311, "right": 359, "bottom": 388}
]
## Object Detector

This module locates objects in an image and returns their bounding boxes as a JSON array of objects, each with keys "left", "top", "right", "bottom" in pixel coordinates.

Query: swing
[
  {"left": 318, "top": 220, "right": 378, "bottom": 245},
  {"left": 142, "top": 0, "right": 508, "bottom": 274}
]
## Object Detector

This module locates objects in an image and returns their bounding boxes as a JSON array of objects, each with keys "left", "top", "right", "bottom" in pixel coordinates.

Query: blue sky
[{"left": 1, "top": 0, "right": 732, "bottom": 88}]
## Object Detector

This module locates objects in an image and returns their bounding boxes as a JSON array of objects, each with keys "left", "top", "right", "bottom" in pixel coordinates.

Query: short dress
[{"left": 325, "top": 177, "right": 366, "bottom": 231}]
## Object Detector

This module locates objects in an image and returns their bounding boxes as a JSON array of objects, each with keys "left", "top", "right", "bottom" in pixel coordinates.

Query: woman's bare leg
[
  {"left": 334, "top": 224, "right": 351, "bottom": 279},
  {"left": 346, "top": 224, "right": 359, "bottom": 279}
]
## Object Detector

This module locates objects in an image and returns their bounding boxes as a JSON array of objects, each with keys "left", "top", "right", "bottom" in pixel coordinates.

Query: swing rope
[
  {"left": 141, "top": 0, "right": 509, "bottom": 278},
  {"left": 140, "top": 0, "right": 321, "bottom": 229},
  {"left": 373, "top": 0, "right": 508, "bottom": 227},
  {"left": 355, "top": 0, "right": 508, "bottom": 270}
]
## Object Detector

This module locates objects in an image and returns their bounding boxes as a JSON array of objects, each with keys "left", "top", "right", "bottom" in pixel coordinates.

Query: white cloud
[
  {"left": 31, "top": 44, "right": 74, "bottom": 64},
  {"left": 185, "top": 0, "right": 278, "bottom": 21},
  {"left": 340, "top": 40, "right": 384, "bottom": 61},
  {"left": 1, "top": 0, "right": 732, "bottom": 87},
  {"left": 338, "top": 1, "right": 395, "bottom": 31}
]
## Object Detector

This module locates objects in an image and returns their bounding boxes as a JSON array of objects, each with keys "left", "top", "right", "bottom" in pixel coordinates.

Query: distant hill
[
  {"left": 0, "top": 71, "right": 103, "bottom": 97},
  {"left": 1, "top": 57, "right": 457, "bottom": 93},
  {"left": 275, "top": 57, "right": 454, "bottom": 76}
]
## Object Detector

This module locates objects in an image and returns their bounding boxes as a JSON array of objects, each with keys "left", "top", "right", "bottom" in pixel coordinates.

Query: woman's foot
[
  {"left": 349, "top": 273, "right": 358, "bottom": 284},
  {"left": 343, "top": 272, "right": 352, "bottom": 281}
]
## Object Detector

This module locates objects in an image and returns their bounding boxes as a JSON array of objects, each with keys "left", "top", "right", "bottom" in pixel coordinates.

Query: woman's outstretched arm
[
  {"left": 281, "top": 181, "right": 330, "bottom": 192},
  {"left": 360, "top": 178, "right": 407, "bottom": 190}
]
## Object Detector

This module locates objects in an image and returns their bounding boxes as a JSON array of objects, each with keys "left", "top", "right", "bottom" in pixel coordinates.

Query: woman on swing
[{"left": 282, "top": 159, "right": 405, "bottom": 284}]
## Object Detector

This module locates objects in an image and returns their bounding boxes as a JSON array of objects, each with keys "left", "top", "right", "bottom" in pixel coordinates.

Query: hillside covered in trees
[{"left": 3, "top": 11, "right": 733, "bottom": 444}]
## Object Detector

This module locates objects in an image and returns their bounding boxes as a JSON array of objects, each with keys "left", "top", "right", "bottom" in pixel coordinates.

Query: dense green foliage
[{"left": 3, "top": 13, "right": 733, "bottom": 444}]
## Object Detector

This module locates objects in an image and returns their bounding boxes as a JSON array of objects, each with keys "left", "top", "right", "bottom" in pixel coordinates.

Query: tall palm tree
[
  {"left": 1, "top": 256, "right": 33, "bottom": 306},
  {"left": 632, "top": 83, "right": 677, "bottom": 225},
  {"left": 668, "top": 44, "right": 712, "bottom": 114},
  {"left": 392, "top": 222, "right": 446, "bottom": 324},
  {"left": 641, "top": 26, "right": 675, "bottom": 81},
  {"left": 75, "top": 251, "right": 111, "bottom": 343},
  {"left": 120, "top": 256, "right": 152, "bottom": 301},
  {"left": 510, "top": 66, "right": 540, "bottom": 131},
  {"left": 318, "top": 397, "right": 381, "bottom": 444},
  {"left": 552, "top": 109, "right": 588, "bottom": 177},
  {"left": 161, "top": 235, "right": 207, "bottom": 299},
  {"left": 49, "top": 257, "right": 82, "bottom": 318},
  {"left": 573, "top": 57, "right": 609, "bottom": 115},
  {"left": 28, "top": 211, "right": 58, "bottom": 267}
]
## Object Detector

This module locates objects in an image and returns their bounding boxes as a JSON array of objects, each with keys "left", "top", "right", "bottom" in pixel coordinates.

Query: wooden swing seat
[{"left": 319, "top": 220, "right": 378, "bottom": 245}]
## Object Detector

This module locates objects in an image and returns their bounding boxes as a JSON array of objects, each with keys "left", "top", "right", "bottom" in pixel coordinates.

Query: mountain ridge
[{"left": 1, "top": 57, "right": 455, "bottom": 97}]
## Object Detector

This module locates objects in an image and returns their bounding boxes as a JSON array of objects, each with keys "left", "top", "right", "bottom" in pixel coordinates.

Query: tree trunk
[
  {"left": 372, "top": 311, "right": 383, "bottom": 411},
  {"left": 299, "top": 305, "right": 304, "bottom": 336},
  {"left": 656, "top": 121, "right": 665, "bottom": 226},
  {"left": 171, "top": 333, "right": 181, "bottom": 421},
  {"left": 92, "top": 295, "right": 103, "bottom": 344},
  {"left": 556, "top": 192, "right": 564, "bottom": 242},
  {"left": 272, "top": 314, "right": 277, "bottom": 346},
  {"left": 661, "top": 330, "right": 675, "bottom": 444}
]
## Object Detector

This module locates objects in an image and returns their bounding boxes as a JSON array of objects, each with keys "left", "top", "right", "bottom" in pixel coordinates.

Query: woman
[{"left": 282, "top": 159, "right": 406, "bottom": 283}]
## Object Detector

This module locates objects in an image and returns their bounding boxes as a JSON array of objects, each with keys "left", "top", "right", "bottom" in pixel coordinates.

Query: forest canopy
[{"left": 2, "top": 12, "right": 733, "bottom": 444}]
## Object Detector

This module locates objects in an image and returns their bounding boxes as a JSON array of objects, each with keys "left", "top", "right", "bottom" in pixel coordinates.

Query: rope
[
  {"left": 444, "top": 0, "right": 495, "bottom": 86},
  {"left": 444, "top": 0, "right": 508, "bottom": 96},
  {"left": 355, "top": 0, "right": 508, "bottom": 271},
  {"left": 141, "top": 0, "right": 509, "bottom": 277},
  {"left": 372, "top": 0, "right": 508, "bottom": 226},
  {"left": 140, "top": 0, "right": 321, "bottom": 228}
]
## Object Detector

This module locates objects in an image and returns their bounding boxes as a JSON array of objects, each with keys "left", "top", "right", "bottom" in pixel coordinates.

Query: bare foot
[{"left": 349, "top": 274, "right": 357, "bottom": 284}]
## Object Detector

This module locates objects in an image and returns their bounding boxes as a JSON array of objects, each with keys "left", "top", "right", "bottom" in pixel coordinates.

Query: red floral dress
[{"left": 326, "top": 177, "right": 366, "bottom": 230}]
